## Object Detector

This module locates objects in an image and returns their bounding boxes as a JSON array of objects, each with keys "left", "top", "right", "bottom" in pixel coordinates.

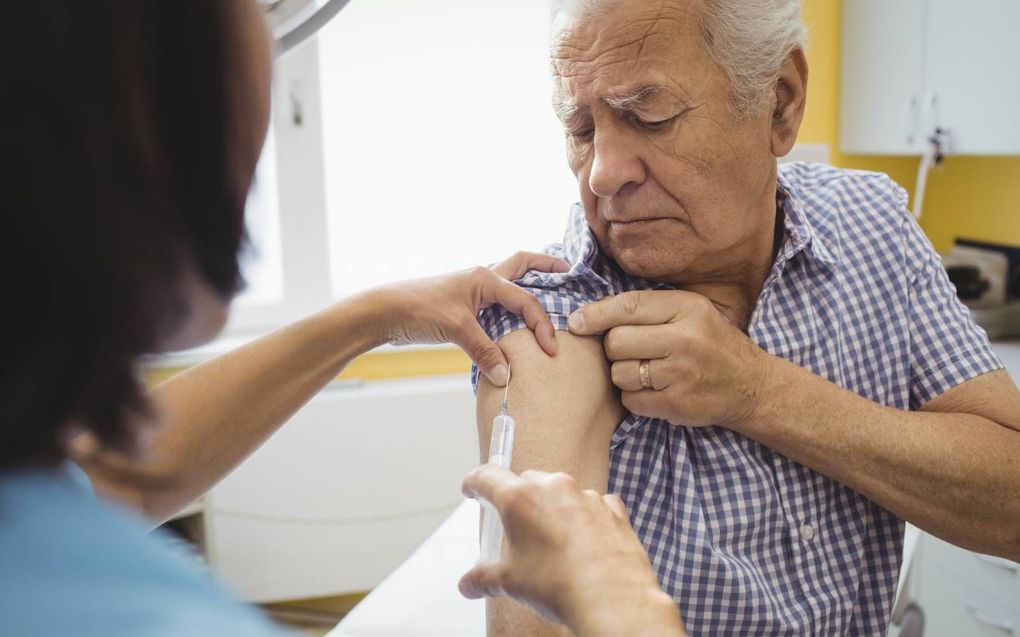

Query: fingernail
[
  {"left": 489, "top": 364, "right": 509, "bottom": 386},
  {"left": 568, "top": 311, "right": 585, "bottom": 332}
]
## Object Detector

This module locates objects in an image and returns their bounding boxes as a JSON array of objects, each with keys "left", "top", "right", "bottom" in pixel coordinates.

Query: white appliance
[
  {"left": 943, "top": 245, "right": 1010, "bottom": 310},
  {"left": 196, "top": 375, "right": 479, "bottom": 603}
]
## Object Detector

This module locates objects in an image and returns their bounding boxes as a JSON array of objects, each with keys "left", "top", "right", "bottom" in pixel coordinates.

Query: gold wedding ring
[{"left": 639, "top": 359, "right": 652, "bottom": 389}]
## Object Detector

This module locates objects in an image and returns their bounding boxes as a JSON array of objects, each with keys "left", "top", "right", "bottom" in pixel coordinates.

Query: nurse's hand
[
  {"left": 458, "top": 466, "right": 687, "bottom": 637},
  {"left": 371, "top": 252, "right": 569, "bottom": 386}
]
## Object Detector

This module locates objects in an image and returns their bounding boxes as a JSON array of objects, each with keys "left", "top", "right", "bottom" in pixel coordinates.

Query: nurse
[{"left": 0, "top": 1, "right": 684, "bottom": 636}]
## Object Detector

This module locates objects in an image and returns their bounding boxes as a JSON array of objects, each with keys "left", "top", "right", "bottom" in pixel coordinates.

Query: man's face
[{"left": 551, "top": 0, "right": 779, "bottom": 284}]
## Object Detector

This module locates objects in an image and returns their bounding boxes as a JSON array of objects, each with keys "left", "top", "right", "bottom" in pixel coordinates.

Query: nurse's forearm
[{"left": 84, "top": 291, "right": 388, "bottom": 525}]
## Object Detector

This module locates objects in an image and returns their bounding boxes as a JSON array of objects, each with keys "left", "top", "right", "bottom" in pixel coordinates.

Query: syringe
[{"left": 479, "top": 365, "right": 516, "bottom": 563}]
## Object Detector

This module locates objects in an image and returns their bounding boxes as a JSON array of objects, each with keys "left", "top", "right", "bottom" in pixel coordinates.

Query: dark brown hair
[{"left": 0, "top": 1, "right": 255, "bottom": 470}]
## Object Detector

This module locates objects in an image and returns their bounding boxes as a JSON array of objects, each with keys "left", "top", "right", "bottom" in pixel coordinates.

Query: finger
[
  {"left": 491, "top": 251, "right": 571, "bottom": 280},
  {"left": 454, "top": 320, "right": 511, "bottom": 386},
  {"left": 485, "top": 275, "right": 558, "bottom": 356},
  {"left": 602, "top": 494, "right": 630, "bottom": 519},
  {"left": 568, "top": 291, "right": 700, "bottom": 335},
  {"left": 462, "top": 464, "right": 524, "bottom": 506},
  {"left": 602, "top": 324, "right": 675, "bottom": 362},
  {"left": 459, "top": 563, "right": 508, "bottom": 599},
  {"left": 611, "top": 359, "right": 670, "bottom": 392},
  {"left": 620, "top": 389, "right": 669, "bottom": 421}
]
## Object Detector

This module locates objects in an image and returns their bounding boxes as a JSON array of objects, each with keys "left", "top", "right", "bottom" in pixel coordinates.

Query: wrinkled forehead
[{"left": 549, "top": 0, "right": 711, "bottom": 105}]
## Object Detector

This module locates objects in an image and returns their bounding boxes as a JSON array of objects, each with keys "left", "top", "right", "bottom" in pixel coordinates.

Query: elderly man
[{"left": 472, "top": 0, "right": 1020, "bottom": 635}]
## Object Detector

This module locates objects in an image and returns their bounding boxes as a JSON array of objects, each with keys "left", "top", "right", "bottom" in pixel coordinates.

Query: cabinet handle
[
  {"left": 921, "top": 91, "right": 939, "bottom": 139},
  {"left": 967, "top": 603, "right": 1015, "bottom": 634},
  {"left": 977, "top": 554, "right": 1019, "bottom": 573},
  {"left": 904, "top": 95, "right": 918, "bottom": 144}
]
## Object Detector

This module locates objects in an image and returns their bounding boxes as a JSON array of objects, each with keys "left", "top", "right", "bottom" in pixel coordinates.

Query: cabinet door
[
  {"left": 925, "top": 0, "right": 1020, "bottom": 155},
  {"left": 840, "top": 0, "right": 927, "bottom": 155},
  {"left": 917, "top": 563, "right": 1019, "bottom": 637}
]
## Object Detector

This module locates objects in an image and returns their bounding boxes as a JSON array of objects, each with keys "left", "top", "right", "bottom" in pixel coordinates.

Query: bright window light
[
  {"left": 318, "top": 0, "right": 578, "bottom": 297},
  {"left": 235, "top": 122, "right": 285, "bottom": 308}
]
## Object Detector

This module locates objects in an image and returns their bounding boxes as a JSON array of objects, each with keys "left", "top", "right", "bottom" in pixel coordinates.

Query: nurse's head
[{"left": 0, "top": 0, "right": 272, "bottom": 469}]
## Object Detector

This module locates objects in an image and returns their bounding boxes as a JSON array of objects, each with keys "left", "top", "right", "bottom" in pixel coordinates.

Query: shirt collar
[{"left": 775, "top": 169, "right": 838, "bottom": 267}]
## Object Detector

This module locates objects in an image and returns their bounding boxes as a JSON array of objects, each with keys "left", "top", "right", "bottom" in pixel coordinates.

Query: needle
[{"left": 499, "top": 363, "right": 511, "bottom": 416}]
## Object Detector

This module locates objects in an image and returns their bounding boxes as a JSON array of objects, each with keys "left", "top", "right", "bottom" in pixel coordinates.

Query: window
[
  {"left": 318, "top": 0, "right": 577, "bottom": 296},
  {"left": 235, "top": 122, "right": 284, "bottom": 309},
  {"left": 227, "top": 0, "right": 577, "bottom": 334}
]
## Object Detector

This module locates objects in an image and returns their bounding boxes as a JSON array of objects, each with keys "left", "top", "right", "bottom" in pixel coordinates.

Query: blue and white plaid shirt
[{"left": 472, "top": 163, "right": 1003, "bottom": 635}]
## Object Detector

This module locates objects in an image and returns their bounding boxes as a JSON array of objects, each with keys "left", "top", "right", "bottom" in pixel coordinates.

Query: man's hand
[
  {"left": 371, "top": 251, "right": 570, "bottom": 386},
  {"left": 567, "top": 290, "right": 774, "bottom": 427},
  {"left": 459, "top": 465, "right": 686, "bottom": 637}
]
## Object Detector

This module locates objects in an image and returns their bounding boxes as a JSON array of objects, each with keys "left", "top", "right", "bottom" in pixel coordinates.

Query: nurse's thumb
[{"left": 460, "top": 324, "right": 510, "bottom": 387}]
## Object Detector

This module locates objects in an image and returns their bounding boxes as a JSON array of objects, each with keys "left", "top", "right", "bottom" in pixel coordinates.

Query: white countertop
[
  {"left": 992, "top": 339, "right": 1020, "bottom": 376},
  {"left": 327, "top": 500, "right": 484, "bottom": 637}
]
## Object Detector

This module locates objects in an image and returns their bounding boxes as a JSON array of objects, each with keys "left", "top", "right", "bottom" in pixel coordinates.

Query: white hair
[{"left": 550, "top": 0, "right": 807, "bottom": 117}]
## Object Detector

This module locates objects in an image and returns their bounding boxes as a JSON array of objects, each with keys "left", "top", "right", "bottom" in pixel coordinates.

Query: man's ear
[{"left": 770, "top": 47, "right": 808, "bottom": 158}]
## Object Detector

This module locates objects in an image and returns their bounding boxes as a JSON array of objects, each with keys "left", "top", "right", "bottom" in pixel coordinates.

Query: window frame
[{"left": 225, "top": 38, "right": 335, "bottom": 335}]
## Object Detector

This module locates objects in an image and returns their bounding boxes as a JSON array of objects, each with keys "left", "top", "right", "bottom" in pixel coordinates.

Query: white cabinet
[
  {"left": 201, "top": 376, "right": 479, "bottom": 603},
  {"left": 911, "top": 535, "right": 1019, "bottom": 637},
  {"left": 840, "top": 0, "right": 927, "bottom": 154},
  {"left": 841, "top": 0, "right": 1020, "bottom": 156}
]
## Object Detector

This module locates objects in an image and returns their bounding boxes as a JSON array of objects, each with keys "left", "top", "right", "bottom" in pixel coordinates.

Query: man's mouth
[{"left": 608, "top": 217, "right": 673, "bottom": 225}]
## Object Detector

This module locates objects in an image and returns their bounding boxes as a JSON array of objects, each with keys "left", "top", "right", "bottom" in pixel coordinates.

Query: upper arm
[
  {"left": 476, "top": 329, "right": 623, "bottom": 637},
  {"left": 477, "top": 328, "right": 624, "bottom": 490},
  {"left": 920, "top": 368, "right": 1020, "bottom": 433},
  {"left": 903, "top": 218, "right": 1002, "bottom": 409},
  {"left": 898, "top": 212, "right": 1015, "bottom": 427}
]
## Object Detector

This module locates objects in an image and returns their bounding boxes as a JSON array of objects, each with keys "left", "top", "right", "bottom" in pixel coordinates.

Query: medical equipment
[
  {"left": 260, "top": 0, "right": 353, "bottom": 56},
  {"left": 479, "top": 366, "right": 516, "bottom": 563}
]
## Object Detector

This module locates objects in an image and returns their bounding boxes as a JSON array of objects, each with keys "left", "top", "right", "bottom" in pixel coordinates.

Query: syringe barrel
[
  {"left": 486, "top": 414, "right": 515, "bottom": 468},
  {"left": 480, "top": 502, "right": 504, "bottom": 563},
  {"left": 480, "top": 414, "right": 516, "bottom": 562}
]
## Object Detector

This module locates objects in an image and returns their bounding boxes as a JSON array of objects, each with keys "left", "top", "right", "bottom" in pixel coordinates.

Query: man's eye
[{"left": 632, "top": 114, "right": 678, "bottom": 132}]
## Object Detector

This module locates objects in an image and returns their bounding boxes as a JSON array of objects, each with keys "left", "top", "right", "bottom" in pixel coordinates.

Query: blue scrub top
[{"left": 0, "top": 464, "right": 292, "bottom": 637}]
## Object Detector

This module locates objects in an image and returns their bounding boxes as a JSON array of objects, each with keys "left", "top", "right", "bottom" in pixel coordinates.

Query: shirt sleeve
[
  {"left": 905, "top": 220, "right": 1003, "bottom": 408},
  {"left": 470, "top": 244, "right": 617, "bottom": 393}
]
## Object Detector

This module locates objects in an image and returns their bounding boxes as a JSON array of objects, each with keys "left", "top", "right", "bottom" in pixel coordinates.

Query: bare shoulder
[{"left": 920, "top": 369, "right": 1020, "bottom": 431}]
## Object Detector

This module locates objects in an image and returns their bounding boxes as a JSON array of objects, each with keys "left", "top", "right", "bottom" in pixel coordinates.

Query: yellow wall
[
  {"left": 145, "top": 346, "right": 472, "bottom": 386},
  {"left": 799, "top": 0, "right": 1020, "bottom": 252}
]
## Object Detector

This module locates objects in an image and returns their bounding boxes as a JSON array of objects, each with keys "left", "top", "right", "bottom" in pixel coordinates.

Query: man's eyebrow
[
  {"left": 552, "top": 84, "right": 670, "bottom": 122},
  {"left": 603, "top": 84, "right": 667, "bottom": 111},
  {"left": 553, "top": 98, "right": 584, "bottom": 123}
]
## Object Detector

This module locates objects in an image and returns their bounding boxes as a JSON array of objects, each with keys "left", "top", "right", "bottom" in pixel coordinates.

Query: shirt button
[{"left": 800, "top": 523, "right": 815, "bottom": 542}]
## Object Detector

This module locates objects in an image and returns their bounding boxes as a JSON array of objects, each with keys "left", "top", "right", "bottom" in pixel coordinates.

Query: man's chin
[{"left": 609, "top": 247, "right": 691, "bottom": 283}]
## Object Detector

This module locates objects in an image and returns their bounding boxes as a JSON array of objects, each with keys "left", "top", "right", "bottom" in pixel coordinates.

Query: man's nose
[{"left": 588, "top": 129, "right": 646, "bottom": 198}]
